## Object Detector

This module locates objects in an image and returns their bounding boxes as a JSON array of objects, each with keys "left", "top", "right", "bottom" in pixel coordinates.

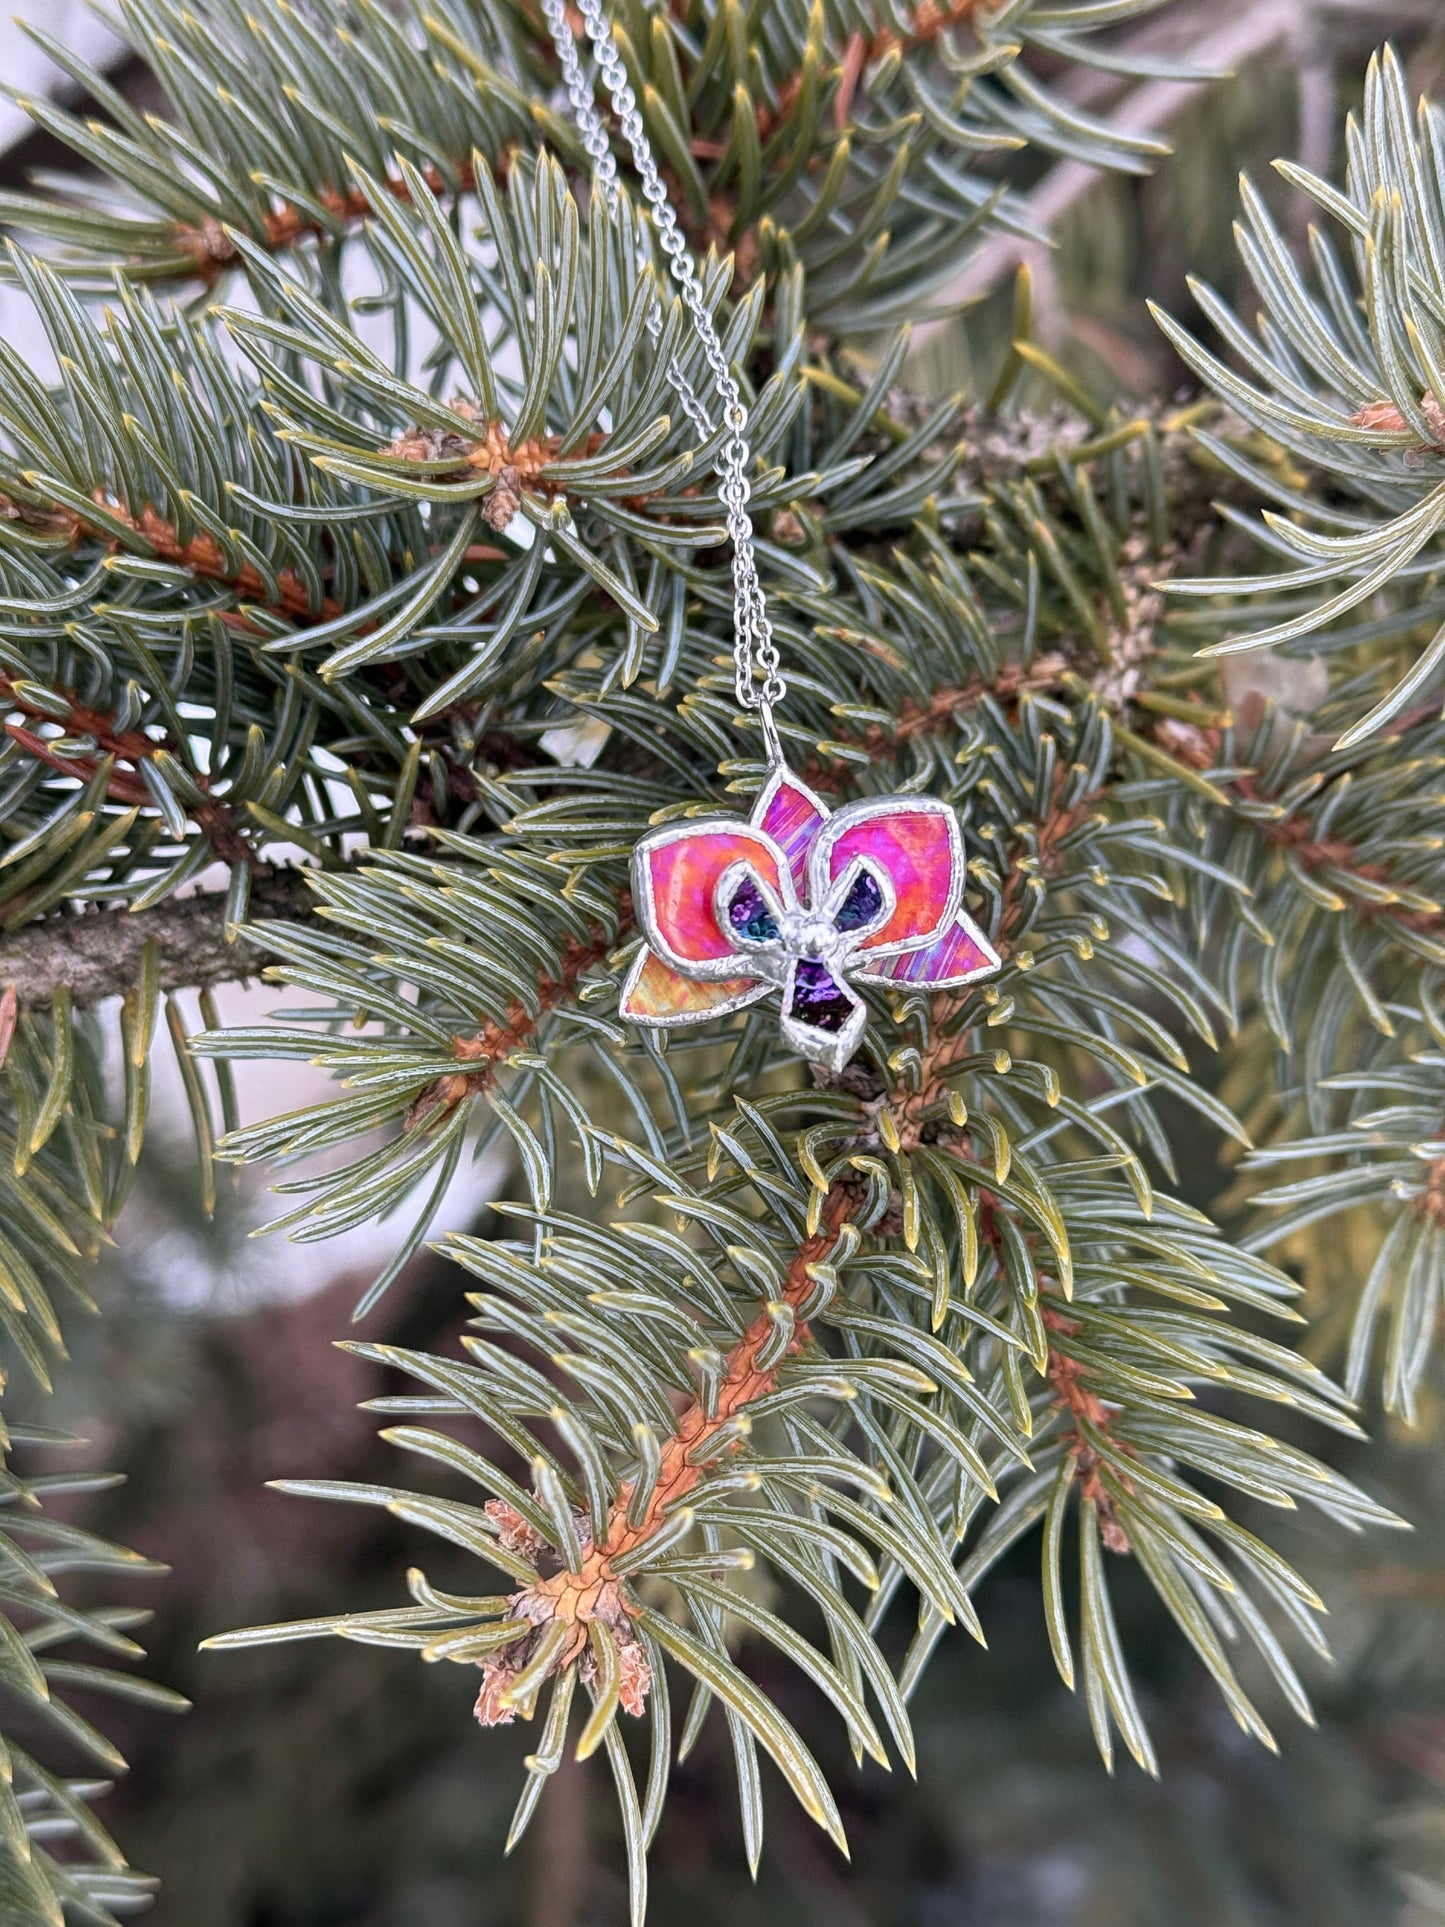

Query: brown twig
[
  {"left": 403, "top": 908, "right": 631, "bottom": 1131},
  {"left": 0, "top": 869, "right": 324, "bottom": 1010},
  {"left": 865, "top": 0, "right": 990, "bottom": 61},
  {"left": 1041, "top": 1300, "right": 1133, "bottom": 1552},
  {"left": 885, "top": 771, "right": 1104, "bottom": 1149},
  {"left": 176, "top": 162, "right": 482, "bottom": 274},
  {"left": 1229, "top": 767, "right": 1445, "bottom": 942},
  {"left": 0, "top": 492, "right": 339, "bottom": 627},
  {"left": 973, "top": 1188, "right": 1131, "bottom": 1550},
  {"left": 0, "top": 672, "right": 255, "bottom": 867},
  {"left": 804, "top": 655, "right": 1071, "bottom": 791}
]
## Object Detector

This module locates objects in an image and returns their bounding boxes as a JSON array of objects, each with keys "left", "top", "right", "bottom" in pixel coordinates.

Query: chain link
[{"left": 540, "top": 0, "right": 786, "bottom": 758}]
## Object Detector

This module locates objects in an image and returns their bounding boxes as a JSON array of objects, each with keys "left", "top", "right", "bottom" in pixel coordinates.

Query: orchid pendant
[{"left": 621, "top": 769, "right": 1001, "bottom": 1071}]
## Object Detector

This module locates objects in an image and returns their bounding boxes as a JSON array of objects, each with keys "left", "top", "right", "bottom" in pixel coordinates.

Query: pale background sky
[
  {"left": 0, "top": 1, "right": 125, "bottom": 152},
  {"left": 0, "top": 3, "right": 125, "bottom": 365}
]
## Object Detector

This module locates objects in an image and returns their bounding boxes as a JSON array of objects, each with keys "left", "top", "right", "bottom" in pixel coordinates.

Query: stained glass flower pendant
[{"left": 621, "top": 768, "right": 1001, "bottom": 1071}]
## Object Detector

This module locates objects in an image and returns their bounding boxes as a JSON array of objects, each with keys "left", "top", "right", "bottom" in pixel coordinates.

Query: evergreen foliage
[
  {"left": 1157, "top": 48, "right": 1445, "bottom": 747},
  {"left": 0, "top": 3, "right": 1438, "bottom": 1918}
]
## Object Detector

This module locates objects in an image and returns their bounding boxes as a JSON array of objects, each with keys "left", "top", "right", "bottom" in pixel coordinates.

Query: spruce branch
[
  {"left": 381, "top": 408, "right": 613, "bottom": 533},
  {"left": 0, "top": 1429, "right": 184, "bottom": 1927},
  {"left": 878, "top": 763, "right": 1109, "bottom": 1147},
  {"left": 473, "top": 1183, "right": 859, "bottom": 1727},
  {"left": 921, "top": 0, "right": 1311, "bottom": 316},
  {"left": 1157, "top": 46, "right": 1445, "bottom": 745},
  {"left": 0, "top": 1001, "right": 186, "bottom": 1919},
  {"left": 1228, "top": 766, "right": 1445, "bottom": 947},
  {"left": 176, "top": 157, "right": 486, "bottom": 276},
  {"left": 1246, "top": 985, "right": 1445, "bottom": 1417},
  {"left": 0, "top": 0, "right": 1177, "bottom": 331},
  {"left": 0, "top": 0, "right": 554, "bottom": 285},
  {"left": 804, "top": 654, "right": 1073, "bottom": 791}
]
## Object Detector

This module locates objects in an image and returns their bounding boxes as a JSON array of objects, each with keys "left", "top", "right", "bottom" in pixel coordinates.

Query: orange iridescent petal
[{"left": 620, "top": 948, "right": 768, "bottom": 1024}]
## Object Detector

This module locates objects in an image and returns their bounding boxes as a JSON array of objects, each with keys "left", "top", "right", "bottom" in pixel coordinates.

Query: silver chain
[{"left": 540, "top": 0, "right": 786, "bottom": 763}]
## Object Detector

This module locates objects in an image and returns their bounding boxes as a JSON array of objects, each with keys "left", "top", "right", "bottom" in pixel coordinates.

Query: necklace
[{"left": 542, "top": 0, "right": 1000, "bottom": 1072}]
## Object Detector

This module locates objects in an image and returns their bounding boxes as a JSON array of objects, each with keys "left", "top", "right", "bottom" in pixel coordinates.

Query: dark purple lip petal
[
  {"left": 727, "top": 875, "right": 781, "bottom": 944},
  {"left": 834, "top": 868, "right": 883, "bottom": 932},
  {"left": 790, "top": 959, "right": 855, "bottom": 1034}
]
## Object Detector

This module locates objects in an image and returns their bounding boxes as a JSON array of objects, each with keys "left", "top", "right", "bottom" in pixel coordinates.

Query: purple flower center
[
  {"left": 790, "top": 960, "right": 854, "bottom": 1034},
  {"left": 834, "top": 868, "right": 883, "bottom": 932},
  {"left": 727, "top": 875, "right": 780, "bottom": 944}
]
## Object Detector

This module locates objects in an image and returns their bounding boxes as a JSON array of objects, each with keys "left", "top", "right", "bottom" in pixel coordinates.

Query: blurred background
[{"left": 7, "top": 3, "right": 1445, "bottom": 1923}]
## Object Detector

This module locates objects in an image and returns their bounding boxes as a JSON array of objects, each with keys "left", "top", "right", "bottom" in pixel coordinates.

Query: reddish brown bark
[
  {"left": 0, "top": 672, "right": 254, "bottom": 866},
  {"left": 0, "top": 491, "right": 339, "bottom": 627},
  {"left": 806, "top": 655, "right": 1072, "bottom": 792},
  {"left": 1041, "top": 1302, "right": 1133, "bottom": 1552},
  {"left": 177, "top": 163, "right": 482, "bottom": 272},
  {"left": 403, "top": 909, "right": 630, "bottom": 1130}
]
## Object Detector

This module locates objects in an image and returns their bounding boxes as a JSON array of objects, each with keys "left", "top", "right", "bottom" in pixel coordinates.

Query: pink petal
[
  {"left": 816, "top": 799, "right": 961, "bottom": 951},
  {"left": 638, "top": 823, "right": 786, "bottom": 968},
  {"left": 756, "top": 772, "right": 828, "bottom": 894},
  {"left": 855, "top": 912, "right": 1000, "bottom": 988},
  {"left": 620, "top": 947, "right": 769, "bottom": 1023}
]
